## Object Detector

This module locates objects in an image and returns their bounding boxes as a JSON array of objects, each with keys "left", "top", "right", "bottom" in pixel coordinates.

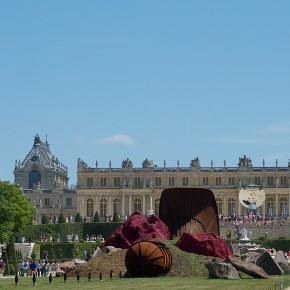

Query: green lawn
[{"left": 0, "top": 275, "right": 289, "bottom": 290}]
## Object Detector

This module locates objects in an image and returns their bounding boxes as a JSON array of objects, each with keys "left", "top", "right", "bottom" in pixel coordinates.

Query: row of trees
[
  {"left": 0, "top": 181, "right": 35, "bottom": 275},
  {"left": 0, "top": 181, "right": 35, "bottom": 243}
]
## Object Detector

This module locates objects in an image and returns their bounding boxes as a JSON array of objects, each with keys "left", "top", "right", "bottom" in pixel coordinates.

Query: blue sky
[{"left": 1, "top": 1, "right": 290, "bottom": 186}]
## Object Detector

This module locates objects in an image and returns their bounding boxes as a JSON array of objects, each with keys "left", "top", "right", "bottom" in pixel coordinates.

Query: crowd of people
[
  {"left": 86, "top": 234, "right": 104, "bottom": 242},
  {"left": 221, "top": 212, "right": 288, "bottom": 240},
  {"left": 16, "top": 259, "right": 57, "bottom": 278},
  {"left": 219, "top": 213, "right": 287, "bottom": 229}
]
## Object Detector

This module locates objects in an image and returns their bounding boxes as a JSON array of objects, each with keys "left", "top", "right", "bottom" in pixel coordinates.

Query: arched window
[
  {"left": 154, "top": 198, "right": 160, "bottom": 216},
  {"left": 266, "top": 197, "right": 275, "bottom": 217},
  {"left": 280, "top": 196, "right": 288, "bottom": 217},
  {"left": 29, "top": 170, "right": 41, "bottom": 189},
  {"left": 216, "top": 197, "right": 222, "bottom": 215},
  {"left": 100, "top": 198, "right": 107, "bottom": 218},
  {"left": 228, "top": 197, "right": 236, "bottom": 216},
  {"left": 86, "top": 198, "right": 94, "bottom": 220},
  {"left": 113, "top": 198, "right": 121, "bottom": 215},
  {"left": 133, "top": 198, "right": 142, "bottom": 211}
]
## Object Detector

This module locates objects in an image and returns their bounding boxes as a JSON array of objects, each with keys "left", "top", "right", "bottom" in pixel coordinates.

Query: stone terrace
[{"left": 220, "top": 220, "right": 290, "bottom": 240}]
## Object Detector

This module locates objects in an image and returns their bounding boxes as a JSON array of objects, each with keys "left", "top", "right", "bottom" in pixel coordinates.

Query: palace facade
[
  {"left": 13, "top": 135, "right": 290, "bottom": 222},
  {"left": 77, "top": 156, "right": 290, "bottom": 221}
]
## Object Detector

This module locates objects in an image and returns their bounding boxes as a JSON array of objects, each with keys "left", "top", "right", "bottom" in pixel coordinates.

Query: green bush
[
  {"left": 31, "top": 251, "right": 36, "bottom": 260},
  {"left": 113, "top": 211, "right": 120, "bottom": 222},
  {"left": 93, "top": 211, "right": 100, "bottom": 222},
  {"left": 58, "top": 212, "right": 66, "bottom": 224},
  {"left": 75, "top": 212, "right": 83, "bottom": 223},
  {"left": 9, "top": 264, "right": 15, "bottom": 275},
  {"left": 42, "top": 214, "right": 49, "bottom": 224}
]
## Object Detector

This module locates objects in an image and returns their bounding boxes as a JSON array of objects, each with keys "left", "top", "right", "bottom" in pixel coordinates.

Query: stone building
[
  {"left": 77, "top": 156, "right": 290, "bottom": 221},
  {"left": 14, "top": 134, "right": 77, "bottom": 223}
]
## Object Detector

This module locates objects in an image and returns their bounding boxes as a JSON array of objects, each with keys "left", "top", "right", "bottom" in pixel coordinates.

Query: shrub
[
  {"left": 42, "top": 214, "right": 49, "bottom": 225},
  {"left": 93, "top": 211, "right": 100, "bottom": 222},
  {"left": 31, "top": 251, "right": 36, "bottom": 260},
  {"left": 9, "top": 264, "right": 15, "bottom": 275},
  {"left": 75, "top": 212, "right": 83, "bottom": 223},
  {"left": 113, "top": 211, "right": 120, "bottom": 222},
  {"left": 58, "top": 212, "right": 66, "bottom": 224}
]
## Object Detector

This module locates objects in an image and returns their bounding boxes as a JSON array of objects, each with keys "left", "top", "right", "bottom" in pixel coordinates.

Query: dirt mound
[{"left": 71, "top": 240, "right": 208, "bottom": 278}]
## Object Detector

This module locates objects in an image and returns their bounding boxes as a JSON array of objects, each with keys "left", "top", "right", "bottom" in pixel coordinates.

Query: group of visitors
[
  {"left": 220, "top": 213, "right": 287, "bottom": 229},
  {"left": 86, "top": 234, "right": 103, "bottom": 242},
  {"left": 17, "top": 259, "right": 57, "bottom": 277}
]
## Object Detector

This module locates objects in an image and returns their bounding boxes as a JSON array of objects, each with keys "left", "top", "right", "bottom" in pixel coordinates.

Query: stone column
[
  {"left": 237, "top": 194, "right": 241, "bottom": 215},
  {"left": 95, "top": 196, "right": 99, "bottom": 217},
  {"left": 108, "top": 196, "right": 112, "bottom": 216},
  {"left": 275, "top": 193, "right": 279, "bottom": 216},
  {"left": 142, "top": 195, "right": 146, "bottom": 214},
  {"left": 79, "top": 196, "right": 85, "bottom": 217},
  {"left": 122, "top": 194, "right": 125, "bottom": 216},
  {"left": 223, "top": 195, "right": 227, "bottom": 216},
  {"left": 129, "top": 194, "right": 132, "bottom": 215},
  {"left": 288, "top": 194, "right": 290, "bottom": 216},
  {"left": 150, "top": 195, "right": 153, "bottom": 211},
  {"left": 262, "top": 201, "right": 266, "bottom": 216}
]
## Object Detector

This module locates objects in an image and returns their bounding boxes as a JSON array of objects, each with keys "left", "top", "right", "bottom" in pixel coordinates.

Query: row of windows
[
  {"left": 39, "top": 198, "right": 72, "bottom": 207},
  {"left": 84, "top": 195, "right": 289, "bottom": 219},
  {"left": 86, "top": 176, "right": 288, "bottom": 187},
  {"left": 216, "top": 197, "right": 288, "bottom": 216},
  {"left": 85, "top": 198, "right": 160, "bottom": 218}
]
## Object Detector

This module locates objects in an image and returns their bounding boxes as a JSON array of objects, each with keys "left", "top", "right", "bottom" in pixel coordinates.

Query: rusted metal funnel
[{"left": 125, "top": 241, "right": 172, "bottom": 277}]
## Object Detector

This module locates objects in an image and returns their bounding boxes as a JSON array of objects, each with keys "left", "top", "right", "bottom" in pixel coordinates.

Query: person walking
[
  {"left": 15, "top": 273, "right": 19, "bottom": 286},
  {"left": 49, "top": 273, "right": 52, "bottom": 284},
  {"left": 99, "top": 272, "right": 103, "bottom": 282},
  {"left": 0, "top": 259, "right": 6, "bottom": 278},
  {"left": 64, "top": 272, "right": 67, "bottom": 283},
  {"left": 32, "top": 273, "right": 36, "bottom": 286},
  {"left": 88, "top": 271, "right": 91, "bottom": 282},
  {"left": 77, "top": 273, "right": 80, "bottom": 283}
]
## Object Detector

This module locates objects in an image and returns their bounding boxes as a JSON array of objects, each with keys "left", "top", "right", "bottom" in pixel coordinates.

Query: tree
[
  {"left": 0, "top": 181, "right": 35, "bottom": 243},
  {"left": 4, "top": 236, "right": 17, "bottom": 275},
  {"left": 75, "top": 212, "right": 82, "bottom": 223},
  {"left": 41, "top": 214, "right": 49, "bottom": 225},
  {"left": 93, "top": 211, "right": 100, "bottom": 222},
  {"left": 113, "top": 211, "right": 120, "bottom": 222},
  {"left": 58, "top": 212, "right": 66, "bottom": 224}
]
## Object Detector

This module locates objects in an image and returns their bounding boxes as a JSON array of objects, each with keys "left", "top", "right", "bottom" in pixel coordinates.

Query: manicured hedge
[
  {"left": 252, "top": 239, "right": 290, "bottom": 252},
  {"left": 20, "top": 223, "right": 83, "bottom": 242},
  {"left": 38, "top": 242, "right": 100, "bottom": 261},
  {"left": 83, "top": 222, "right": 122, "bottom": 239},
  {"left": 19, "top": 222, "right": 122, "bottom": 243}
]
